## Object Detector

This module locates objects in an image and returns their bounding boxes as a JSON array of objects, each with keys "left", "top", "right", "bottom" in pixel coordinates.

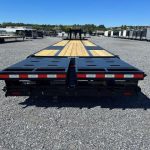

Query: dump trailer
[{"left": 0, "top": 30, "right": 146, "bottom": 97}]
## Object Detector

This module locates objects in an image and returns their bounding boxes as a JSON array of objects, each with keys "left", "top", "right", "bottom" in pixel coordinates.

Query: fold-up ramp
[
  {"left": 75, "top": 57, "right": 144, "bottom": 80},
  {"left": 0, "top": 57, "right": 71, "bottom": 80}
]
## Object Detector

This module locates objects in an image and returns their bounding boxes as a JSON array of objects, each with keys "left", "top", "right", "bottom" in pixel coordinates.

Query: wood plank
[
  {"left": 53, "top": 40, "right": 69, "bottom": 46},
  {"left": 90, "top": 50, "right": 114, "bottom": 57},
  {"left": 82, "top": 40, "right": 96, "bottom": 46},
  {"left": 35, "top": 50, "right": 59, "bottom": 56},
  {"left": 58, "top": 40, "right": 89, "bottom": 56}
]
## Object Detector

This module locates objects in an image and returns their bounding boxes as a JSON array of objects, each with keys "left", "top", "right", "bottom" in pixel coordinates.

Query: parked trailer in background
[
  {"left": 136, "top": 30, "right": 142, "bottom": 40},
  {"left": 120, "top": 31, "right": 124, "bottom": 38},
  {"left": 104, "top": 31, "right": 111, "bottom": 37},
  {"left": 129, "top": 30, "right": 134, "bottom": 39},
  {"left": 132, "top": 30, "right": 137, "bottom": 40},
  {"left": 126, "top": 30, "right": 130, "bottom": 39},
  {"left": 122, "top": 30, "right": 130, "bottom": 39},
  {"left": 119, "top": 31, "right": 122, "bottom": 37},
  {"left": 111, "top": 31, "right": 114, "bottom": 37},
  {"left": 123, "top": 30, "right": 127, "bottom": 38},
  {"left": 112, "top": 31, "right": 120, "bottom": 38},
  {"left": 104, "top": 31, "right": 109, "bottom": 36},
  {"left": 141, "top": 28, "right": 150, "bottom": 41}
]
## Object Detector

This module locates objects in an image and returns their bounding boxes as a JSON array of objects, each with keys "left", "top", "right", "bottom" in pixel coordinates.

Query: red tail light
[
  {"left": 115, "top": 74, "right": 124, "bottom": 79},
  {"left": 0, "top": 74, "right": 9, "bottom": 79},
  {"left": 19, "top": 74, "right": 28, "bottom": 79},
  {"left": 96, "top": 74, "right": 105, "bottom": 78},
  {"left": 77, "top": 74, "right": 86, "bottom": 78},
  {"left": 38, "top": 74, "right": 48, "bottom": 78},
  {"left": 57, "top": 74, "right": 66, "bottom": 79},
  {"left": 134, "top": 74, "right": 144, "bottom": 79}
]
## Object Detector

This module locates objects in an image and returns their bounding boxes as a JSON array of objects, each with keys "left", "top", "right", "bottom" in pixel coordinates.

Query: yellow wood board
[
  {"left": 82, "top": 40, "right": 96, "bottom": 46},
  {"left": 90, "top": 50, "right": 114, "bottom": 56},
  {"left": 35, "top": 50, "right": 59, "bottom": 56},
  {"left": 58, "top": 40, "right": 89, "bottom": 56},
  {"left": 53, "top": 40, "right": 69, "bottom": 46}
]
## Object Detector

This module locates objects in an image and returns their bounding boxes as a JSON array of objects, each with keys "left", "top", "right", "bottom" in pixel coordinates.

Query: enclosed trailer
[
  {"left": 126, "top": 30, "right": 130, "bottom": 39},
  {"left": 132, "top": 30, "right": 137, "bottom": 40},
  {"left": 136, "top": 30, "right": 142, "bottom": 40},
  {"left": 119, "top": 31, "right": 122, "bottom": 37},
  {"left": 112, "top": 31, "right": 119, "bottom": 38},
  {"left": 129, "top": 30, "right": 134, "bottom": 39},
  {"left": 110, "top": 31, "right": 113, "bottom": 37},
  {"left": 104, "top": 31, "right": 109, "bottom": 36},
  {"left": 141, "top": 28, "right": 150, "bottom": 41},
  {"left": 123, "top": 30, "right": 127, "bottom": 38},
  {"left": 120, "top": 31, "right": 124, "bottom": 38}
]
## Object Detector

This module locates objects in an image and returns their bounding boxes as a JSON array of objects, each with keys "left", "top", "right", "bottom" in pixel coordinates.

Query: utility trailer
[{"left": 0, "top": 30, "right": 146, "bottom": 97}]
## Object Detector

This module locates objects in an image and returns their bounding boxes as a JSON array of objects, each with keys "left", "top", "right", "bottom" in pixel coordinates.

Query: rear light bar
[
  {"left": 77, "top": 73, "right": 144, "bottom": 79},
  {"left": 0, "top": 74, "right": 67, "bottom": 79}
]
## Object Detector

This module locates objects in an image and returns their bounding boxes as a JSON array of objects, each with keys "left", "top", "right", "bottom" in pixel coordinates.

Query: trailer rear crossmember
[{"left": 0, "top": 39, "right": 146, "bottom": 97}]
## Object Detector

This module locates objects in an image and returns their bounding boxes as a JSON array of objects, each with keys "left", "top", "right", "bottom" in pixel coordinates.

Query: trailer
[
  {"left": 141, "top": 28, "right": 150, "bottom": 41},
  {"left": 104, "top": 31, "right": 109, "bottom": 37},
  {"left": 111, "top": 31, "right": 119, "bottom": 38},
  {"left": 120, "top": 31, "right": 124, "bottom": 38},
  {"left": 122, "top": 30, "right": 127, "bottom": 38},
  {"left": 0, "top": 35, "right": 24, "bottom": 43},
  {"left": 111, "top": 31, "right": 114, "bottom": 37},
  {"left": 119, "top": 31, "right": 122, "bottom": 37},
  {"left": 129, "top": 30, "right": 134, "bottom": 39},
  {"left": 122, "top": 30, "right": 130, "bottom": 39},
  {"left": 132, "top": 30, "right": 137, "bottom": 40},
  {"left": 136, "top": 30, "right": 142, "bottom": 40},
  {"left": 0, "top": 30, "right": 146, "bottom": 97}
]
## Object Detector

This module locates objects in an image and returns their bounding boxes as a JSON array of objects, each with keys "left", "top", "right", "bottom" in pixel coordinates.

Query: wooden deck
[{"left": 34, "top": 40, "right": 114, "bottom": 57}]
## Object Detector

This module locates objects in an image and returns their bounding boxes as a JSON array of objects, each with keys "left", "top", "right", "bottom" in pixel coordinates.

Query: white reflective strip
[
  {"left": 9, "top": 74, "right": 19, "bottom": 78},
  {"left": 105, "top": 74, "right": 115, "bottom": 78},
  {"left": 124, "top": 74, "right": 134, "bottom": 78},
  {"left": 86, "top": 74, "right": 96, "bottom": 78},
  {"left": 28, "top": 74, "right": 38, "bottom": 78},
  {"left": 47, "top": 74, "right": 57, "bottom": 78}
]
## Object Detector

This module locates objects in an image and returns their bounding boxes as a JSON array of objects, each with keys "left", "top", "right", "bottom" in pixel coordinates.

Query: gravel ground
[{"left": 0, "top": 37, "right": 150, "bottom": 150}]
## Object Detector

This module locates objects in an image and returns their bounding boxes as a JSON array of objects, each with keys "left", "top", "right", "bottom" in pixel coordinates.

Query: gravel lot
[{"left": 0, "top": 37, "right": 150, "bottom": 150}]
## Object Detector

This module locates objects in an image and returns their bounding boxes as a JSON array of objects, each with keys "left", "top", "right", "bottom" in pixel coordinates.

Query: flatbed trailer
[
  {"left": 0, "top": 38, "right": 146, "bottom": 97},
  {"left": 0, "top": 35, "right": 23, "bottom": 43}
]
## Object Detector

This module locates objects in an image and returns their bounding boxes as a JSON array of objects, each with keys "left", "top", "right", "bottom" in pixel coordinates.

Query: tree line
[{"left": 0, "top": 22, "right": 106, "bottom": 33}]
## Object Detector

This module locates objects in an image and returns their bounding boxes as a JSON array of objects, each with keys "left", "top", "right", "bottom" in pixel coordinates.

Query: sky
[{"left": 0, "top": 0, "right": 150, "bottom": 27}]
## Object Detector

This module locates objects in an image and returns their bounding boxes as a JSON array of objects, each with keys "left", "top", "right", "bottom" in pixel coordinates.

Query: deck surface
[{"left": 34, "top": 40, "right": 114, "bottom": 57}]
